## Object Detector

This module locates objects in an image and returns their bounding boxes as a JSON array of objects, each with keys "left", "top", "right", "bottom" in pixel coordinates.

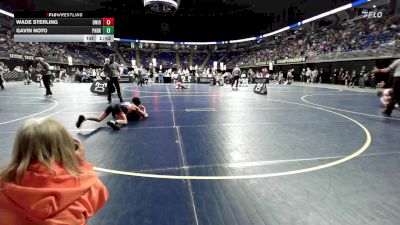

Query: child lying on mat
[{"left": 175, "top": 82, "right": 188, "bottom": 89}]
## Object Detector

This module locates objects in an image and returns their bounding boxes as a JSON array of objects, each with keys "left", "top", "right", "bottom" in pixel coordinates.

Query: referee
[
  {"left": 35, "top": 55, "right": 52, "bottom": 97},
  {"left": 232, "top": 65, "right": 241, "bottom": 88},
  {"left": 373, "top": 58, "right": 400, "bottom": 117},
  {"left": 104, "top": 54, "right": 123, "bottom": 104}
]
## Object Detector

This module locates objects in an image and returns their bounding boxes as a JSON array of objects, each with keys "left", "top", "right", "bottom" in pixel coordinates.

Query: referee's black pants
[
  {"left": 42, "top": 75, "right": 52, "bottom": 95},
  {"left": 385, "top": 77, "right": 400, "bottom": 115},
  {"left": 107, "top": 77, "right": 122, "bottom": 102},
  {"left": 231, "top": 76, "right": 239, "bottom": 87},
  {"left": 0, "top": 75, "right": 4, "bottom": 89}
]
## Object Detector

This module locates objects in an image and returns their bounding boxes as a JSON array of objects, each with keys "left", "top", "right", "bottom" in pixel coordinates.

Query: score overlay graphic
[{"left": 13, "top": 12, "right": 114, "bottom": 42}]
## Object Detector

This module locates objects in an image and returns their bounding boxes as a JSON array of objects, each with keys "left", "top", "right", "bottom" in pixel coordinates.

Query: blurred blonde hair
[{"left": 0, "top": 118, "right": 82, "bottom": 184}]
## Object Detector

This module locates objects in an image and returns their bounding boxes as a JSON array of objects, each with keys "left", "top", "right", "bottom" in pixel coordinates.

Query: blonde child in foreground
[{"left": 0, "top": 118, "right": 109, "bottom": 225}]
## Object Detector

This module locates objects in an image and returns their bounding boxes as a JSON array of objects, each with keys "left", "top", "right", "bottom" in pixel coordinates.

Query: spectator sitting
[{"left": 81, "top": 68, "right": 91, "bottom": 82}]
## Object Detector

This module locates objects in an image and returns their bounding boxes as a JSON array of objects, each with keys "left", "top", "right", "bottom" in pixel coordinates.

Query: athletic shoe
[
  {"left": 76, "top": 115, "right": 85, "bottom": 128},
  {"left": 107, "top": 120, "right": 120, "bottom": 130},
  {"left": 381, "top": 110, "right": 391, "bottom": 117}
]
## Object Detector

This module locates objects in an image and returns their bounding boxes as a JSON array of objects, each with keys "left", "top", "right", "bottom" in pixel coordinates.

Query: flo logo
[
  {"left": 253, "top": 82, "right": 268, "bottom": 95},
  {"left": 90, "top": 80, "right": 111, "bottom": 95},
  {"left": 362, "top": 9, "right": 383, "bottom": 19},
  {"left": 94, "top": 82, "right": 107, "bottom": 92}
]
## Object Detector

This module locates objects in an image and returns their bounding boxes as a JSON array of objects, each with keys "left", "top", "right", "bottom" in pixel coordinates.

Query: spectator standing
[
  {"left": 306, "top": 68, "right": 312, "bottom": 84},
  {"left": 319, "top": 68, "right": 324, "bottom": 83},
  {"left": 359, "top": 66, "right": 367, "bottom": 88},
  {"left": 312, "top": 68, "right": 319, "bottom": 83},
  {"left": 343, "top": 70, "right": 350, "bottom": 86},
  {"left": 158, "top": 70, "right": 164, "bottom": 83},
  {"left": 301, "top": 68, "right": 306, "bottom": 83},
  {"left": 369, "top": 71, "right": 376, "bottom": 89},
  {"left": 27, "top": 65, "right": 34, "bottom": 84},
  {"left": 348, "top": 70, "right": 357, "bottom": 88},
  {"left": 278, "top": 71, "right": 284, "bottom": 84},
  {"left": 287, "top": 69, "right": 292, "bottom": 82},
  {"left": 339, "top": 68, "right": 345, "bottom": 85},
  {"left": 331, "top": 68, "right": 338, "bottom": 84},
  {"left": 24, "top": 70, "right": 31, "bottom": 85}
]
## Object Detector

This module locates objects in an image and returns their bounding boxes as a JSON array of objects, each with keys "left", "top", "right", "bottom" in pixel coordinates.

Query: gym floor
[{"left": 0, "top": 82, "right": 399, "bottom": 225}]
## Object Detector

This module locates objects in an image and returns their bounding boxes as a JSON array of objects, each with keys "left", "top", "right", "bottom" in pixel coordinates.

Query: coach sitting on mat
[
  {"left": 76, "top": 97, "right": 148, "bottom": 130},
  {"left": 104, "top": 54, "right": 123, "bottom": 104}
]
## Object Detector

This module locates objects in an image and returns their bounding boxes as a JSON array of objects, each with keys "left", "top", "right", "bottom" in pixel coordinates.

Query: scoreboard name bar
[
  {"left": 14, "top": 26, "right": 114, "bottom": 35},
  {"left": 14, "top": 34, "right": 114, "bottom": 43},
  {"left": 14, "top": 18, "right": 114, "bottom": 26}
]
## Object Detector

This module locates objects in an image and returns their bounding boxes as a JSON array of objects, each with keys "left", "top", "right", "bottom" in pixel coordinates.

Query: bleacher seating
[{"left": 3, "top": 71, "right": 24, "bottom": 81}]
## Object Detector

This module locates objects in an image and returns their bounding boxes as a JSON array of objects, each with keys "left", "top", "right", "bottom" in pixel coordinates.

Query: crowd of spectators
[
  {"left": 192, "top": 52, "right": 208, "bottom": 67},
  {"left": 159, "top": 52, "right": 175, "bottom": 67},
  {"left": 119, "top": 46, "right": 135, "bottom": 64},
  {"left": 179, "top": 52, "right": 190, "bottom": 68},
  {"left": 206, "top": 52, "right": 225, "bottom": 67},
  {"left": 65, "top": 44, "right": 105, "bottom": 65},
  {"left": 226, "top": 14, "right": 400, "bottom": 67},
  {"left": 139, "top": 50, "right": 152, "bottom": 66}
]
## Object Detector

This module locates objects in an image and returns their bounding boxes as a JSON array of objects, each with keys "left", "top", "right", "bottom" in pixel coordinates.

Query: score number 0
[{"left": 103, "top": 18, "right": 114, "bottom": 26}]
